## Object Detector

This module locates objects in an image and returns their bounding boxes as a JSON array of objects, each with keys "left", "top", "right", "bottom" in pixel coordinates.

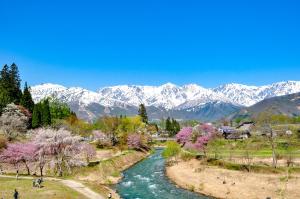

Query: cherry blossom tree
[
  {"left": 199, "top": 123, "right": 215, "bottom": 134},
  {"left": 33, "top": 128, "right": 82, "bottom": 176},
  {"left": 193, "top": 133, "right": 213, "bottom": 157},
  {"left": 0, "top": 142, "right": 37, "bottom": 177},
  {"left": 81, "top": 143, "right": 96, "bottom": 163},
  {"left": 93, "top": 130, "right": 111, "bottom": 148},
  {"left": 175, "top": 127, "right": 193, "bottom": 146},
  {"left": 127, "top": 133, "right": 143, "bottom": 150}
]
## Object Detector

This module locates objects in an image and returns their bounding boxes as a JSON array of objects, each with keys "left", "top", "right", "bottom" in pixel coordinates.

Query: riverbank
[
  {"left": 166, "top": 159, "right": 300, "bottom": 199},
  {"left": 116, "top": 148, "right": 208, "bottom": 199},
  {"left": 73, "top": 150, "right": 150, "bottom": 198}
]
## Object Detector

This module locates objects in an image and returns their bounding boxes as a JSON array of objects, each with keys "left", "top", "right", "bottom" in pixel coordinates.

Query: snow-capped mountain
[
  {"left": 213, "top": 81, "right": 300, "bottom": 106},
  {"left": 30, "top": 81, "right": 300, "bottom": 121}
]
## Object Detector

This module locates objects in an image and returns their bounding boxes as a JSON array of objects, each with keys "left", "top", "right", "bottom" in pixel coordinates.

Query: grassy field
[
  {"left": 0, "top": 177, "right": 87, "bottom": 199},
  {"left": 205, "top": 135, "right": 300, "bottom": 159}
]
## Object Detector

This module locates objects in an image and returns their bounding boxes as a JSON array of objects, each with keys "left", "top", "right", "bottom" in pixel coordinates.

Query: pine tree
[
  {"left": 20, "top": 82, "right": 35, "bottom": 113},
  {"left": 41, "top": 99, "right": 51, "bottom": 126},
  {"left": 165, "top": 117, "right": 172, "bottom": 133},
  {"left": 171, "top": 118, "right": 180, "bottom": 136},
  {"left": 9, "top": 63, "right": 22, "bottom": 103},
  {"left": 138, "top": 104, "right": 148, "bottom": 124},
  {"left": 32, "top": 103, "right": 42, "bottom": 128},
  {"left": 0, "top": 64, "right": 11, "bottom": 113}
]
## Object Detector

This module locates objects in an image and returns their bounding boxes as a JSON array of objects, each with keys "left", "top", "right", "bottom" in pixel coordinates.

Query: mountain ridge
[{"left": 30, "top": 81, "right": 300, "bottom": 121}]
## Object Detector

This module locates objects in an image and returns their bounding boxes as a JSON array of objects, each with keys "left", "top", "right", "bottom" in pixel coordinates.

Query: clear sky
[{"left": 0, "top": 0, "right": 299, "bottom": 90}]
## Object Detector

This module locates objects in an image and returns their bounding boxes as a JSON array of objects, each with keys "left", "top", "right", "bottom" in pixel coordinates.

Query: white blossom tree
[
  {"left": 33, "top": 128, "right": 82, "bottom": 176},
  {"left": 0, "top": 103, "right": 29, "bottom": 140}
]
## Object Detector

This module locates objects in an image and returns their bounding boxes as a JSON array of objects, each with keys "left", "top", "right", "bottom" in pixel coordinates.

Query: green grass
[
  {"left": 205, "top": 136, "right": 300, "bottom": 159},
  {"left": 0, "top": 177, "right": 87, "bottom": 199},
  {"left": 206, "top": 158, "right": 300, "bottom": 174}
]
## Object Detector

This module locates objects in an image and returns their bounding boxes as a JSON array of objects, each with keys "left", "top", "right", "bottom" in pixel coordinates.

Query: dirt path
[{"left": 0, "top": 175, "right": 105, "bottom": 199}]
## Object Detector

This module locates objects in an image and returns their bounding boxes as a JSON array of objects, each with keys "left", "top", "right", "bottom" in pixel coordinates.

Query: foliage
[
  {"left": 62, "top": 116, "right": 93, "bottom": 136},
  {"left": 94, "top": 115, "right": 146, "bottom": 147},
  {"left": 0, "top": 103, "right": 29, "bottom": 140},
  {"left": 49, "top": 99, "right": 75, "bottom": 120},
  {"left": 31, "top": 99, "right": 52, "bottom": 128},
  {"left": 0, "top": 64, "right": 23, "bottom": 113},
  {"left": 165, "top": 117, "right": 180, "bottom": 137},
  {"left": 20, "top": 82, "right": 34, "bottom": 113},
  {"left": 41, "top": 99, "right": 51, "bottom": 126},
  {"left": 162, "top": 141, "right": 181, "bottom": 160},
  {"left": 180, "top": 150, "right": 196, "bottom": 161},
  {"left": 32, "top": 103, "right": 42, "bottom": 128},
  {"left": 138, "top": 104, "right": 148, "bottom": 124}
]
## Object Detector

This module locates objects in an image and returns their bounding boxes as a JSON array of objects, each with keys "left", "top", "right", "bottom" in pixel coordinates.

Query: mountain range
[{"left": 30, "top": 81, "right": 300, "bottom": 121}]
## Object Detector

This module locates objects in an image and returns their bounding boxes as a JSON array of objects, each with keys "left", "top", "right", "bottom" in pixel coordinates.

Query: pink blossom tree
[
  {"left": 199, "top": 123, "right": 215, "bottom": 134},
  {"left": 193, "top": 133, "right": 213, "bottom": 157},
  {"left": 0, "top": 142, "right": 37, "bottom": 177},
  {"left": 127, "top": 133, "right": 143, "bottom": 150},
  {"left": 176, "top": 127, "right": 193, "bottom": 146},
  {"left": 81, "top": 143, "right": 96, "bottom": 163}
]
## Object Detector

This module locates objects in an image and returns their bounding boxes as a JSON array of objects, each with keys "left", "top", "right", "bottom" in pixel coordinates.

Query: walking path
[{"left": 0, "top": 175, "right": 104, "bottom": 199}]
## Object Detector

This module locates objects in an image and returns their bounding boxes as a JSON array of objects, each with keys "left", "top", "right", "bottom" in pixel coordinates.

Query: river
[{"left": 116, "top": 148, "right": 211, "bottom": 199}]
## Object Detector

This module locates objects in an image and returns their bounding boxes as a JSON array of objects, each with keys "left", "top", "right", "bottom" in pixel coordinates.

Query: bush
[
  {"left": 180, "top": 150, "right": 195, "bottom": 161},
  {"left": 162, "top": 141, "right": 181, "bottom": 160},
  {"left": 95, "top": 139, "right": 112, "bottom": 149}
]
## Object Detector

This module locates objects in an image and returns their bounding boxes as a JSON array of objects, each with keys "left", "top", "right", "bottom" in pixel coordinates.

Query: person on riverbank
[{"left": 108, "top": 192, "right": 112, "bottom": 199}]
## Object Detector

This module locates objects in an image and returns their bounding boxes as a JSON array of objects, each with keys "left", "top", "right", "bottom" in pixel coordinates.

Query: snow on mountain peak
[{"left": 30, "top": 80, "right": 300, "bottom": 109}]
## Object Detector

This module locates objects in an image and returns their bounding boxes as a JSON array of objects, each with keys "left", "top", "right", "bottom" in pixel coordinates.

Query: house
[
  {"left": 237, "top": 121, "right": 255, "bottom": 131},
  {"left": 219, "top": 125, "right": 251, "bottom": 140}
]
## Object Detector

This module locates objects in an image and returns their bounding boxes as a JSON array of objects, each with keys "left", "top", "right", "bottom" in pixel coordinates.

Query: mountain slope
[{"left": 231, "top": 92, "right": 300, "bottom": 119}]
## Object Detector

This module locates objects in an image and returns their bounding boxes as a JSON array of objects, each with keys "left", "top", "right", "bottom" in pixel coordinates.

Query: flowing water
[{"left": 116, "top": 148, "right": 211, "bottom": 199}]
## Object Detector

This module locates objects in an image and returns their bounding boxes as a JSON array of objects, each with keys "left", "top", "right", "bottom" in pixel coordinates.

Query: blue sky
[{"left": 0, "top": 0, "right": 299, "bottom": 90}]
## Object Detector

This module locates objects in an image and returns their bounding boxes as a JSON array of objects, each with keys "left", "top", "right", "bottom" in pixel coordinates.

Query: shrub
[
  {"left": 180, "top": 150, "right": 195, "bottom": 161},
  {"left": 162, "top": 141, "right": 181, "bottom": 161}
]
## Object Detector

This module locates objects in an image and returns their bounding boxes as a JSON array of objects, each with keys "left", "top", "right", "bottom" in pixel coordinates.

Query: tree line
[
  {"left": 0, "top": 63, "right": 34, "bottom": 114},
  {"left": 0, "top": 63, "right": 75, "bottom": 130}
]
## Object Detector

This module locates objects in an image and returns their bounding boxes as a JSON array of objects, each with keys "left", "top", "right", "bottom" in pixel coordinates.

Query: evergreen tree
[
  {"left": 20, "top": 82, "right": 35, "bottom": 113},
  {"left": 165, "top": 117, "right": 172, "bottom": 133},
  {"left": 8, "top": 63, "right": 22, "bottom": 103},
  {"left": 171, "top": 118, "right": 180, "bottom": 136},
  {"left": 49, "top": 99, "right": 72, "bottom": 120},
  {"left": 138, "top": 104, "right": 148, "bottom": 124},
  {"left": 32, "top": 103, "right": 42, "bottom": 128},
  {"left": 41, "top": 99, "right": 51, "bottom": 126},
  {"left": 0, "top": 64, "right": 11, "bottom": 113}
]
